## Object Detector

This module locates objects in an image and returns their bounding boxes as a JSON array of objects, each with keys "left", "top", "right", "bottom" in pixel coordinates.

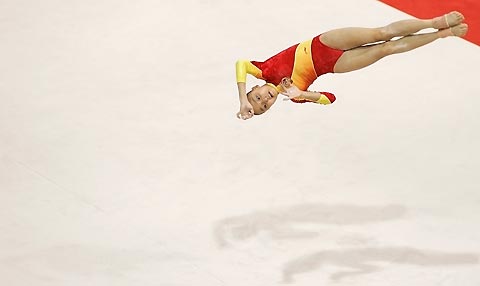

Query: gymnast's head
[{"left": 246, "top": 84, "right": 279, "bottom": 115}]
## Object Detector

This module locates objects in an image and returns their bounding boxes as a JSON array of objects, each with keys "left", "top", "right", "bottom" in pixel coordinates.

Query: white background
[{"left": 1, "top": 0, "right": 479, "bottom": 285}]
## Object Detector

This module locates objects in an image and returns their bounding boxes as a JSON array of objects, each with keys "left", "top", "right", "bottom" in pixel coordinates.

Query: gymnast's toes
[
  {"left": 433, "top": 11, "right": 465, "bottom": 29},
  {"left": 451, "top": 23, "right": 469, "bottom": 37},
  {"left": 438, "top": 23, "right": 468, "bottom": 38}
]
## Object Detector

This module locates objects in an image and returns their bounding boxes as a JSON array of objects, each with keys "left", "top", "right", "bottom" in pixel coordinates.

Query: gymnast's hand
[
  {"left": 237, "top": 101, "right": 254, "bottom": 120},
  {"left": 279, "top": 77, "right": 303, "bottom": 100}
]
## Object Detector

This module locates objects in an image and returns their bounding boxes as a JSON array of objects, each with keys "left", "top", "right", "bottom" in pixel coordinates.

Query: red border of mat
[{"left": 378, "top": 0, "right": 479, "bottom": 46}]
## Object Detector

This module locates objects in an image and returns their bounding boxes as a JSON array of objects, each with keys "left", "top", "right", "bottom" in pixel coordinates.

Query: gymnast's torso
[{"left": 238, "top": 35, "right": 344, "bottom": 91}]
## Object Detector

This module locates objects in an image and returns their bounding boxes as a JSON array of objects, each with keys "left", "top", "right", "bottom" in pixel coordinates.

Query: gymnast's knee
[
  {"left": 377, "top": 41, "right": 396, "bottom": 57},
  {"left": 375, "top": 27, "right": 393, "bottom": 42}
]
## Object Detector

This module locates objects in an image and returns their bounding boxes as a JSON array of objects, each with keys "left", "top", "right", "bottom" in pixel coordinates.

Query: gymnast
[{"left": 235, "top": 11, "right": 468, "bottom": 120}]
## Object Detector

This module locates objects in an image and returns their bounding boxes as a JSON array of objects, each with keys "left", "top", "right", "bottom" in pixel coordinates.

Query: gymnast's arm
[
  {"left": 235, "top": 60, "right": 260, "bottom": 120},
  {"left": 295, "top": 90, "right": 337, "bottom": 105},
  {"left": 236, "top": 81, "right": 253, "bottom": 120},
  {"left": 279, "top": 77, "right": 336, "bottom": 105}
]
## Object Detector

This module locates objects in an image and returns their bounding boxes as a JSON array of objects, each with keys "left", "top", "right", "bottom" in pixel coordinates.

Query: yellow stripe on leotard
[{"left": 291, "top": 39, "right": 318, "bottom": 91}]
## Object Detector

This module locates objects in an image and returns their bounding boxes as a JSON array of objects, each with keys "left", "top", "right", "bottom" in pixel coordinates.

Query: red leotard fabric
[
  {"left": 250, "top": 44, "right": 298, "bottom": 86},
  {"left": 250, "top": 35, "right": 344, "bottom": 88},
  {"left": 311, "top": 35, "right": 344, "bottom": 76}
]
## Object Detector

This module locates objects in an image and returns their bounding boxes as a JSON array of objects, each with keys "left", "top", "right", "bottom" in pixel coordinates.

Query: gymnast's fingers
[{"left": 237, "top": 112, "right": 250, "bottom": 120}]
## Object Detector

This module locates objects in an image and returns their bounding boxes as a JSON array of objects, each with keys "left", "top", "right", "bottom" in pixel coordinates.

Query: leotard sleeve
[{"left": 236, "top": 60, "right": 263, "bottom": 83}]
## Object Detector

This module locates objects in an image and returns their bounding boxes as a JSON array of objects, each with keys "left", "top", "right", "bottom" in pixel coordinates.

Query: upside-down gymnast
[{"left": 235, "top": 11, "right": 468, "bottom": 120}]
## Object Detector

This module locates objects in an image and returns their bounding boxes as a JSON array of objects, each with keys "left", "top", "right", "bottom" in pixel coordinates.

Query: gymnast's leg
[
  {"left": 332, "top": 24, "right": 468, "bottom": 73},
  {"left": 320, "top": 11, "right": 464, "bottom": 51}
]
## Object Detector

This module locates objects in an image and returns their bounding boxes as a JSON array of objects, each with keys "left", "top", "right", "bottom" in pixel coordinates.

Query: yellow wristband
[{"left": 316, "top": 94, "right": 332, "bottom": 105}]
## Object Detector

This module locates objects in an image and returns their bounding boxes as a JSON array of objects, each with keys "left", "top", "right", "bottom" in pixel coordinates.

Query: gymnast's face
[{"left": 247, "top": 84, "right": 279, "bottom": 115}]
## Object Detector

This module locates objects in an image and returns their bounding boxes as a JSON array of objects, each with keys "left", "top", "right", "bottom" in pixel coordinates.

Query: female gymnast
[{"left": 235, "top": 11, "right": 468, "bottom": 120}]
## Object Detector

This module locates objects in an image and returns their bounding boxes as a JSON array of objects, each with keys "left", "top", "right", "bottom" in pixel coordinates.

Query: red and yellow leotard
[{"left": 236, "top": 34, "right": 343, "bottom": 104}]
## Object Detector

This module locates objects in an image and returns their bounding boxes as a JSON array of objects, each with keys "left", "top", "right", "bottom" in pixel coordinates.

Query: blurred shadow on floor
[
  {"left": 282, "top": 247, "right": 479, "bottom": 283},
  {"left": 213, "top": 203, "right": 406, "bottom": 247}
]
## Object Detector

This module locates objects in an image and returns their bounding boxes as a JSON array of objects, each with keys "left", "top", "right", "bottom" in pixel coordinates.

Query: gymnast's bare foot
[
  {"left": 439, "top": 23, "right": 469, "bottom": 38},
  {"left": 432, "top": 11, "right": 465, "bottom": 29}
]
